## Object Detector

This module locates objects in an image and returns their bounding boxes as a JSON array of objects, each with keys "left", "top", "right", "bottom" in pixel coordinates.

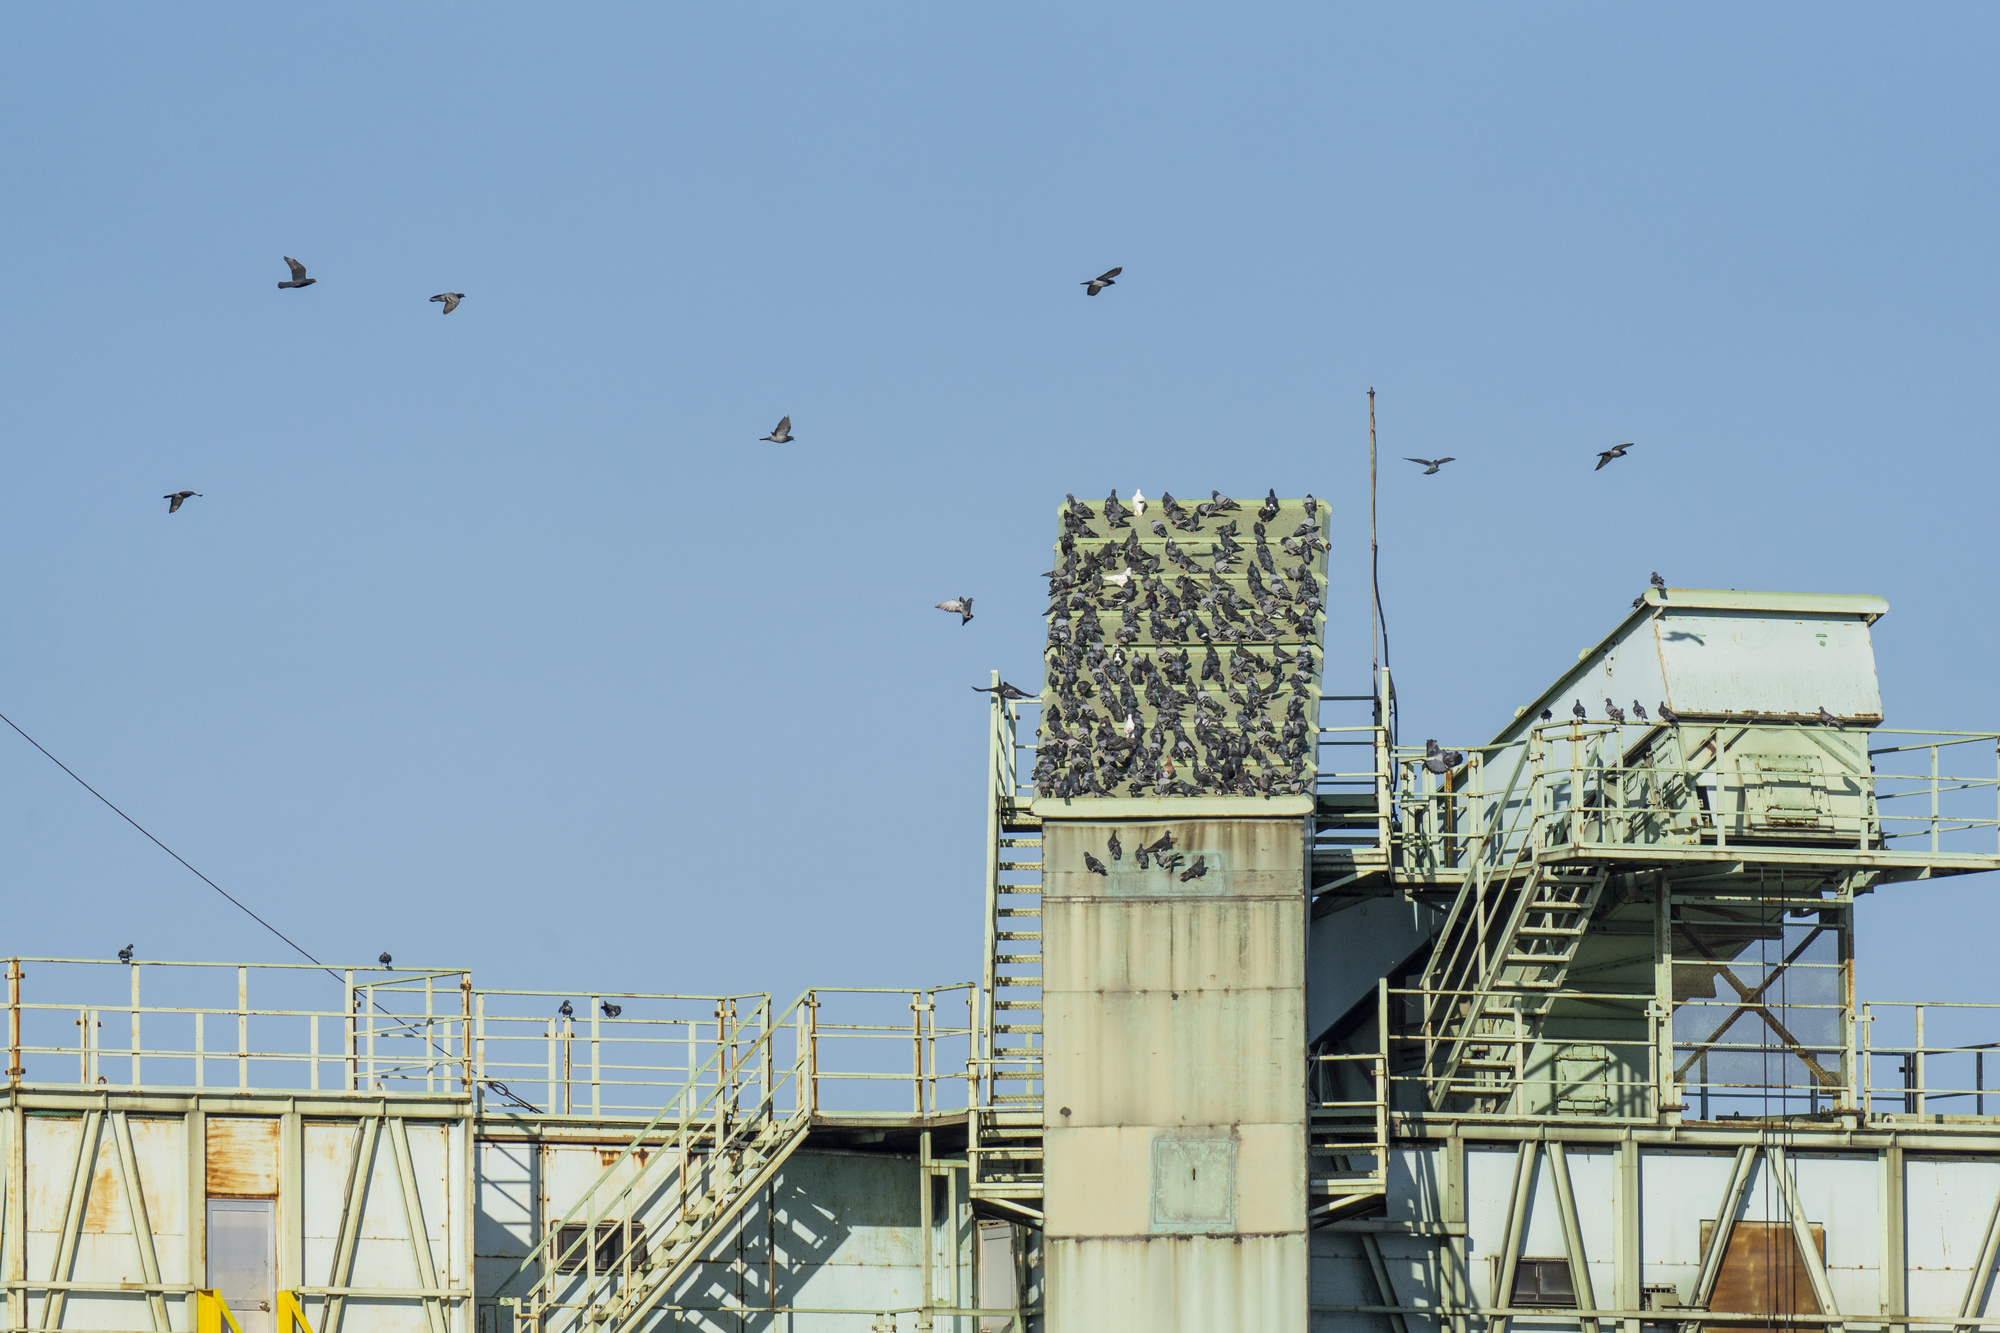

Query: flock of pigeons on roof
[{"left": 997, "top": 488, "right": 1333, "bottom": 800}]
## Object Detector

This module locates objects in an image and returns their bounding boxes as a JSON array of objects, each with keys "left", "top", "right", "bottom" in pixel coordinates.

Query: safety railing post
[
  {"left": 343, "top": 969, "right": 355, "bottom": 1092},
  {"left": 1933, "top": 744, "right": 1942, "bottom": 854},
  {"left": 6, "top": 960, "right": 21, "bottom": 1086},
  {"left": 237, "top": 966, "right": 249, "bottom": 1089},
  {"left": 1915, "top": 1005, "right": 1927, "bottom": 1115},
  {"left": 807, "top": 992, "right": 821, "bottom": 1115},
  {"left": 129, "top": 963, "right": 141, "bottom": 1088}
]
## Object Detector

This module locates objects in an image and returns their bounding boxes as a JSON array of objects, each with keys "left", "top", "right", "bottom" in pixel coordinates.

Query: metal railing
[
  {"left": 4, "top": 959, "right": 979, "bottom": 1118},
  {"left": 1861, "top": 1001, "right": 2000, "bottom": 1117}
]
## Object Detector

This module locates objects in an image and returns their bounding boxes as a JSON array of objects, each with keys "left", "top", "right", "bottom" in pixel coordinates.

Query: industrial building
[{"left": 4, "top": 498, "right": 1998, "bottom": 1332}]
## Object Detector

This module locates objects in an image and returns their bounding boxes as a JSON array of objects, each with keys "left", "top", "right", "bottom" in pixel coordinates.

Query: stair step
[
  {"left": 998, "top": 861, "right": 1043, "bottom": 870},
  {"left": 994, "top": 954, "right": 1041, "bottom": 964},
  {"left": 999, "top": 838, "right": 1044, "bottom": 847},
  {"left": 994, "top": 976, "right": 1042, "bottom": 987},
  {"left": 994, "top": 999, "right": 1041, "bottom": 1010},
  {"left": 994, "top": 1023, "right": 1044, "bottom": 1034},
  {"left": 998, "top": 932, "right": 1043, "bottom": 942},
  {"left": 997, "top": 885, "right": 1043, "bottom": 895},
  {"left": 991, "top": 1094, "right": 1042, "bottom": 1104},
  {"left": 997, "top": 907, "right": 1041, "bottom": 918}
]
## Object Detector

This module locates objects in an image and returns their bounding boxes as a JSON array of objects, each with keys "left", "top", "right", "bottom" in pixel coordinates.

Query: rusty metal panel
[{"left": 207, "top": 1118, "right": 281, "bottom": 1197}]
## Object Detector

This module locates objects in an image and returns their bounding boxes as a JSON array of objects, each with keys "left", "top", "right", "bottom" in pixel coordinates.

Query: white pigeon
[
  {"left": 1132, "top": 488, "right": 1147, "bottom": 515},
  {"left": 1104, "top": 567, "right": 1134, "bottom": 589},
  {"left": 1122, "top": 713, "right": 1138, "bottom": 738}
]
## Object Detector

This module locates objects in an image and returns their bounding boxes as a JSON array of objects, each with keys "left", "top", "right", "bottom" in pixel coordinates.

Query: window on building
[
  {"left": 1510, "top": 1259, "right": 1578, "bottom": 1308},
  {"left": 552, "top": 1223, "right": 646, "bottom": 1274}
]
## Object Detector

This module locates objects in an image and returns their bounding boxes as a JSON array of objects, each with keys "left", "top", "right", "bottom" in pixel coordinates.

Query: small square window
[
  {"left": 552, "top": 1223, "right": 645, "bottom": 1275},
  {"left": 1510, "top": 1259, "right": 1577, "bottom": 1308}
]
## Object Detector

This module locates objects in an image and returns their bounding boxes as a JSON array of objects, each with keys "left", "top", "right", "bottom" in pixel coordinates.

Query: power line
[{"left": 0, "top": 708, "right": 329, "bottom": 971}]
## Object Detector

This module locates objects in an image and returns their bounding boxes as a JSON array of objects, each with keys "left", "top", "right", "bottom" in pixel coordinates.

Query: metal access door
[{"left": 207, "top": 1199, "right": 276, "bottom": 1333}]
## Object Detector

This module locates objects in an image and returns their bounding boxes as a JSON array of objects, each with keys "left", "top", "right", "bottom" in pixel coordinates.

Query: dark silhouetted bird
[
  {"left": 558, "top": 1000, "right": 574, "bottom": 1019},
  {"left": 1594, "top": 443, "right": 1634, "bottom": 470},
  {"left": 118, "top": 945, "right": 134, "bottom": 963},
  {"left": 1084, "top": 853, "right": 1109, "bottom": 876},
  {"left": 600, "top": 1001, "right": 622, "bottom": 1018},
  {"left": 1650, "top": 572, "right": 1667, "bottom": 592},
  {"left": 761, "top": 416, "right": 794, "bottom": 443},
  {"left": 935, "top": 596, "right": 974, "bottom": 625},
  {"left": 164, "top": 491, "right": 201, "bottom": 513},
  {"left": 1179, "top": 855, "right": 1208, "bottom": 883},
  {"left": 1659, "top": 701, "right": 1681, "bottom": 724},
  {"left": 1107, "top": 832, "right": 1122, "bottom": 861},
  {"left": 1540, "top": 708, "right": 1553, "bottom": 721},
  {"left": 1423, "top": 739, "right": 1465, "bottom": 775},
  {"left": 278, "top": 257, "right": 316, "bottom": 288},
  {"left": 973, "top": 681, "right": 1034, "bottom": 701},
  {"left": 1082, "top": 266, "right": 1122, "bottom": 295},
  {"left": 1146, "top": 831, "right": 1175, "bottom": 857},
  {"left": 430, "top": 292, "right": 464, "bottom": 314},
  {"left": 1259, "top": 490, "right": 1280, "bottom": 522},
  {"left": 1572, "top": 699, "right": 1587, "bottom": 720},
  {"left": 1405, "top": 457, "right": 1455, "bottom": 475},
  {"left": 1632, "top": 596, "right": 1645, "bottom": 609}
]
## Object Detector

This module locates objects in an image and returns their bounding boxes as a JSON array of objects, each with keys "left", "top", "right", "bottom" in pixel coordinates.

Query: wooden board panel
[{"left": 1700, "top": 1220, "right": 1825, "bottom": 1327}]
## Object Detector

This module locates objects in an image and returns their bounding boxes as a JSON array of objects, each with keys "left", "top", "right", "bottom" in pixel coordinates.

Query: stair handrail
[{"left": 496, "top": 989, "right": 810, "bottom": 1306}]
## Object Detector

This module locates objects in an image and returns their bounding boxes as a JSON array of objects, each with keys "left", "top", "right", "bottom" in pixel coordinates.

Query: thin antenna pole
[{"left": 1369, "top": 388, "right": 1380, "bottom": 677}]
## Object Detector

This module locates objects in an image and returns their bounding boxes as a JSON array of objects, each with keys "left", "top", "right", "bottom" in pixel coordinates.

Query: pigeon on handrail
[
  {"left": 118, "top": 945, "right": 134, "bottom": 963},
  {"left": 972, "top": 681, "right": 1034, "bottom": 701},
  {"left": 379, "top": 952, "right": 393, "bottom": 966},
  {"left": 1540, "top": 708, "right": 1553, "bottom": 721},
  {"left": 1818, "top": 707, "right": 1841, "bottom": 726},
  {"left": 1572, "top": 699, "right": 1588, "bottom": 720},
  {"left": 1605, "top": 700, "right": 1627, "bottom": 724},
  {"left": 1632, "top": 701, "right": 1649, "bottom": 721},
  {"left": 558, "top": 1000, "right": 574, "bottom": 1019},
  {"left": 1423, "top": 739, "right": 1465, "bottom": 775},
  {"left": 600, "top": 1001, "right": 622, "bottom": 1018},
  {"left": 935, "top": 596, "right": 974, "bottom": 625},
  {"left": 1659, "top": 701, "right": 1681, "bottom": 724}
]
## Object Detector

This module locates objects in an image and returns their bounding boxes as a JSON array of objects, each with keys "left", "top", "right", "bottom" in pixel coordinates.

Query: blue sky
[{"left": 2, "top": 5, "right": 1995, "bottom": 1010}]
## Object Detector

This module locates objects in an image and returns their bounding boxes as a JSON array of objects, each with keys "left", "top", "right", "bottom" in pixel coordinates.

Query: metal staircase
[
  {"left": 970, "top": 680, "right": 1046, "bottom": 1223},
  {"left": 501, "top": 997, "right": 816, "bottom": 1333},
  {"left": 1415, "top": 787, "right": 1611, "bottom": 1110},
  {"left": 1309, "top": 1052, "right": 1389, "bottom": 1223}
]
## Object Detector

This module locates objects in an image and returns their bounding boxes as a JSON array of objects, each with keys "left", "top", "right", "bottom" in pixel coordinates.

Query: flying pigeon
[
  {"left": 600, "top": 1001, "right": 622, "bottom": 1018},
  {"left": 430, "top": 292, "right": 464, "bottom": 314},
  {"left": 1405, "top": 457, "right": 1455, "bottom": 475},
  {"left": 118, "top": 945, "right": 134, "bottom": 963},
  {"left": 1084, "top": 853, "right": 1109, "bottom": 876},
  {"left": 972, "top": 681, "right": 1034, "bottom": 701},
  {"left": 558, "top": 1000, "right": 574, "bottom": 1019},
  {"left": 1594, "top": 443, "right": 1634, "bottom": 470},
  {"left": 935, "top": 596, "right": 974, "bottom": 625},
  {"left": 1572, "top": 699, "right": 1587, "bottom": 720},
  {"left": 761, "top": 416, "right": 795, "bottom": 443},
  {"left": 379, "top": 952, "right": 393, "bottom": 966},
  {"left": 164, "top": 491, "right": 201, "bottom": 513},
  {"left": 1082, "top": 266, "right": 1122, "bottom": 295},
  {"left": 277, "top": 257, "right": 316, "bottom": 289},
  {"left": 1659, "top": 701, "right": 1681, "bottom": 724}
]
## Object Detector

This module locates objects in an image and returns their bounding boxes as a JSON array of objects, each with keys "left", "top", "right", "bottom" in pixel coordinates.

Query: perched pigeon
[
  {"left": 164, "top": 491, "right": 201, "bottom": 513},
  {"left": 430, "top": 292, "right": 464, "bottom": 314},
  {"left": 1258, "top": 489, "right": 1280, "bottom": 522},
  {"left": 1633, "top": 596, "right": 1645, "bottom": 609},
  {"left": 1540, "top": 708, "right": 1553, "bottom": 721},
  {"left": 1210, "top": 490, "right": 1240, "bottom": 512},
  {"left": 1146, "top": 831, "right": 1175, "bottom": 857},
  {"left": 1082, "top": 266, "right": 1122, "bottom": 295},
  {"left": 1594, "top": 443, "right": 1634, "bottom": 470},
  {"left": 1658, "top": 701, "right": 1681, "bottom": 724},
  {"left": 1107, "top": 831, "right": 1122, "bottom": 861},
  {"left": 1423, "top": 739, "right": 1465, "bottom": 775},
  {"left": 1178, "top": 855, "right": 1209, "bottom": 883},
  {"left": 1084, "top": 853, "right": 1109, "bottom": 876},
  {"left": 600, "top": 1001, "right": 622, "bottom": 1018},
  {"left": 936, "top": 596, "right": 974, "bottom": 625},
  {"left": 379, "top": 952, "right": 393, "bottom": 966},
  {"left": 278, "top": 257, "right": 316, "bottom": 289},
  {"left": 1132, "top": 488, "right": 1146, "bottom": 515},
  {"left": 558, "top": 1000, "right": 574, "bottom": 1019},
  {"left": 1650, "top": 571, "right": 1667, "bottom": 592},
  {"left": 1605, "top": 699, "right": 1627, "bottom": 723},
  {"left": 1818, "top": 706, "right": 1840, "bottom": 725},
  {"left": 118, "top": 945, "right": 134, "bottom": 963},
  {"left": 1572, "top": 699, "right": 1588, "bottom": 720},
  {"left": 761, "top": 416, "right": 795, "bottom": 444},
  {"left": 972, "top": 681, "right": 1034, "bottom": 701},
  {"left": 1632, "top": 701, "right": 1649, "bottom": 721},
  {"left": 1405, "top": 457, "right": 1455, "bottom": 475},
  {"left": 1303, "top": 495, "right": 1318, "bottom": 522}
]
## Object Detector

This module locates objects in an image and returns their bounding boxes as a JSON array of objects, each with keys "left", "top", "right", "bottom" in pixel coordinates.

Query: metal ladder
[
  {"left": 1420, "top": 859, "right": 1610, "bottom": 1110},
  {"left": 501, "top": 999, "right": 817, "bottom": 1333},
  {"left": 970, "top": 678, "right": 1046, "bottom": 1223},
  {"left": 1309, "top": 1052, "right": 1389, "bottom": 1224}
]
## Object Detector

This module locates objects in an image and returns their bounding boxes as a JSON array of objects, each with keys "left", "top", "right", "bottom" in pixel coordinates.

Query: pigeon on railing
[
  {"left": 1659, "top": 702, "right": 1681, "bottom": 724},
  {"left": 1572, "top": 699, "right": 1588, "bottom": 720},
  {"left": 1605, "top": 700, "right": 1627, "bottom": 724},
  {"left": 118, "top": 945, "right": 134, "bottom": 963},
  {"left": 600, "top": 1001, "right": 622, "bottom": 1018}
]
